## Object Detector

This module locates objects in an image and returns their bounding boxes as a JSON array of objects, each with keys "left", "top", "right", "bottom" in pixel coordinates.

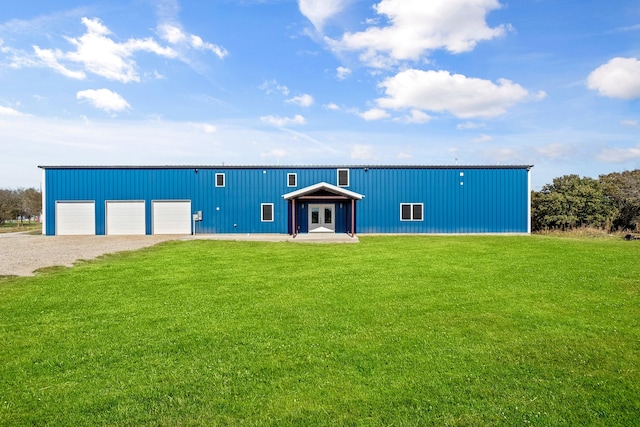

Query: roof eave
[{"left": 282, "top": 182, "right": 364, "bottom": 200}]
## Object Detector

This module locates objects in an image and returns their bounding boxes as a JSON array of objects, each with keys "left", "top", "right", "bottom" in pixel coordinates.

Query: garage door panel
[
  {"left": 153, "top": 201, "right": 191, "bottom": 235},
  {"left": 106, "top": 201, "right": 146, "bottom": 235},
  {"left": 56, "top": 202, "right": 95, "bottom": 235}
]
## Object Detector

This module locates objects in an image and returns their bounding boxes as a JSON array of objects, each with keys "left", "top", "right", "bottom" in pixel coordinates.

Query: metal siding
[
  {"left": 351, "top": 167, "right": 529, "bottom": 233},
  {"left": 42, "top": 166, "right": 530, "bottom": 235}
]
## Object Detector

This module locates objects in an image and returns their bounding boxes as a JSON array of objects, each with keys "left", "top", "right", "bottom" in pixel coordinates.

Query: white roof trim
[{"left": 282, "top": 181, "right": 364, "bottom": 200}]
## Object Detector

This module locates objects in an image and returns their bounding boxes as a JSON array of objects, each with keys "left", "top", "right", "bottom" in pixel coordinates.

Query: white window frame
[
  {"left": 400, "top": 203, "right": 424, "bottom": 221},
  {"left": 215, "top": 173, "right": 225, "bottom": 187},
  {"left": 287, "top": 173, "right": 297, "bottom": 187},
  {"left": 261, "top": 203, "right": 274, "bottom": 222},
  {"left": 337, "top": 168, "right": 349, "bottom": 187}
]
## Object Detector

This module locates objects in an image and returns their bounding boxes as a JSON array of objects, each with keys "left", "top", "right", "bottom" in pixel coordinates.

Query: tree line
[
  {"left": 531, "top": 169, "right": 640, "bottom": 232},
  {"left": 0, "top": 188, "right": 42, "bottom": 225}
]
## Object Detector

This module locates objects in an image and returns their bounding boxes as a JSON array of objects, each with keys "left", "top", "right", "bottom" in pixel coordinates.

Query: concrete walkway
[{"left": 186, "top": 233, "right": 359, "bottom": 243}]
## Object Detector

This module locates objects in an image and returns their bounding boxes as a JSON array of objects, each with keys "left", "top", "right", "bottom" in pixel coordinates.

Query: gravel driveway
[
  {"left": 0, "top": 233, "right": 179, "bottom": 277},
  {"left": 0, "top": 232, "right": 356, "bottom": 277}
]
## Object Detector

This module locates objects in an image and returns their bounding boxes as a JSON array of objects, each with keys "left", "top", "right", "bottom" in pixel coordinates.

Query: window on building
[
  {"left": 215, "top": 173, "right": 225, "bottom": 187},
  {"left": 337, "top": 169, "right": 349, "bottom": 187},
  {"left": 261, "top": 203, "right": 274, "bottom": 222},
  {"left": 287, "top": 173, "right": 297, "bottom": 187},
  {"left": 400, "top": 203, "right": 423, "bottom": 221}
]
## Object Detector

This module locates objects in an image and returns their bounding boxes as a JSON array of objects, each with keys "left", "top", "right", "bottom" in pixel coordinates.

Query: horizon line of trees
[
  {"left": 531, "top": 169, "right": 640, "bottom": 232},
  {"left": 0, "top": 188, "right": 42, "bottom": 226}
]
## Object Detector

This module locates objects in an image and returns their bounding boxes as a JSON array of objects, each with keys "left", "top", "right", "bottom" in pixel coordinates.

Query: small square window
[
  {"left": 400, "top": 203, "right": 423, "bottom": 221},
  {"left": 261, "top": 203, "right": 274, "bottom": 222},
  {"left": 287, "top": 173, "right": 297, "bottom": 187},
  {"left": 215, "top": 173, "right": 225, "bottom": 187},
  {"left": 337, "top": 169, "right": 349, "bottom": 187}
]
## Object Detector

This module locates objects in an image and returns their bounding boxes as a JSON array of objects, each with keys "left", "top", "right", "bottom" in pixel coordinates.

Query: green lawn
[
  {"left": 0, "top": 222, "right": 40, "bottom": 234},
  {"left": 1, "top": 236, "right": 638, "bottom": 426}
]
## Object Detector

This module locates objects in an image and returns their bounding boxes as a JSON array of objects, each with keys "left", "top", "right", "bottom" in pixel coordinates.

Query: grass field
[
  {"left": 1, "top": 236, "right": 638, "bottom": 425},
  {"left": 0, "top": 222, "right": 40, "bottom": 234}
]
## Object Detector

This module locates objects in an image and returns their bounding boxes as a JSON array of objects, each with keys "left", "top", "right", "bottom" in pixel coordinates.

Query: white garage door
[
  {"left": 56, "top": 201, "right": 96, "bottom": 235},
  {"left": 152, "top": 201, "right": 191, "bottom": 235},
  {"left": 106, "top": 201, "right": 146, "bottom": 235}
]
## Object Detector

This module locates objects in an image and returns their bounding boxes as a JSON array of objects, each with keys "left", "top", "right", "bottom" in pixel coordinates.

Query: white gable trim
[{"left": 282, "top": 181, "right": 364, "bottom": 200}]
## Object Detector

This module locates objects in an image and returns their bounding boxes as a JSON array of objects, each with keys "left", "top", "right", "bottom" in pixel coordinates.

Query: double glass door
[{"left": 309, "top": 204, "right": 335, "bottom": 233}]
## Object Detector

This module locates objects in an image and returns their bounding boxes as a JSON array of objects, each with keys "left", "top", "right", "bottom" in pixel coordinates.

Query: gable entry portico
[{"left": 283, "top": 182, "right": 364, "bottom": 238}]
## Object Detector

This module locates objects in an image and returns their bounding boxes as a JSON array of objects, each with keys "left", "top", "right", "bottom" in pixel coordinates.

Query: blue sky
[{"left": 1, "top": 0, "right": 639, "bottom": 189}]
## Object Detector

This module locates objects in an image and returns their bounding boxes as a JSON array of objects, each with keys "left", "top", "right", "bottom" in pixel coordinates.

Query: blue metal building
[{"left": 39, "top": 165, "right": 532, "bottom": 236}]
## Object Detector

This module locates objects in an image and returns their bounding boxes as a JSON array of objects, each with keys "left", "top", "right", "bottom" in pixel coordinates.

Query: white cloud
[
  {"left": 158, "top": 24, "right": 228, "bottom": 59},
  {"left": 351, "top": 144, "right": 375, "bottom": 160},
  {"left": 621, "top": 119, "right": 638, "bottom": 127},
  {"left": 587, "top": 57, "right": 640, "bottom": 99},
  {"left": 286, "top": 94, "right": 314, "bottom": 107},
  {"left": 336, "top": 66, "right": 351, "bottom": 80},
  {"left": 536, "top": 143, "right": 575, "bottom": 159},
  {"left": 457, "top": 121, "right": 485, "bottom": 130},
  {"left": 6, "top": 15, "right": 225, "bottom": 83},
  {"left": 76, "top": 88, "right": 131, "bottom": 114},
  {"left": 397, "top": 109, "right": 431, "bottom": 124},
  {"left": 483, "top": 147, "right": 521, "bottom": 163},
  {"left": 299, "top": 0, "right": 349, "bottom": 31},
  {"left": 473, "top": 134, "right": 493, "bottom": 142},
  {"left": 67, "top": 17, "right": 178, "bottom": 82},
  {"left": 260, "top": 114, "right": 306, "bottom": 127},
  {"left": 359, "top": 108, "right": 390, "bottom": 121},
  {"left": 27, "top": 17, "right": 178, "bottom": 83},
  {"left": 325, "top": 103, "right": 340, "bottom": 110},
  {"left": 615, "top": 24, "right": 640, "bottom": 33},
  {"left": 260, "top": 148, "right": 292, "bottom": 159},
  {"left": 260, "top": 80, "right": 290, "bottom": 96},
  {"left": 158, "top": 22, "right": 186, "bottom": 44},
  {"left": 197, "top": 123, "right": 217, "bottom": 134},
  {"left": 33, "top": 46, "right": 86, "bottom": 79},
  {"left": 0, "top": 106, "right": 27, "bottom": 116},
  {"left": 328, "top": 0, "right": 508, "bottom": 68},
  {"left": 376, "top": 69, "right": 531, "bottom": 118},
  {"left": 597, "top": 145, "right": 640, "bottom": 162}
]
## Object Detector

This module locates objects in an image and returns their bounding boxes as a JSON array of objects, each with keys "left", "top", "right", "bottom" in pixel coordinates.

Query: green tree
[
  {"left": 0, "top": 188, "right": 42, "bottom": 226},
  {"left": 531, "top": 174, "right": 618, "bottom": 231},
  {"left": 0, "top": 189, "right": 21, "bottom": 225},
  {"left": 20, "top": 187, "right": 42, "bottom": 223},
  {"left": 600, "top": 169, "right": 640, "bottom": 231}
]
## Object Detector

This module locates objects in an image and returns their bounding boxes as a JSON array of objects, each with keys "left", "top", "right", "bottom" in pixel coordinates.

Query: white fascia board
[{"left": 282, "top": 181, "right": 364, "bottom": 200}]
